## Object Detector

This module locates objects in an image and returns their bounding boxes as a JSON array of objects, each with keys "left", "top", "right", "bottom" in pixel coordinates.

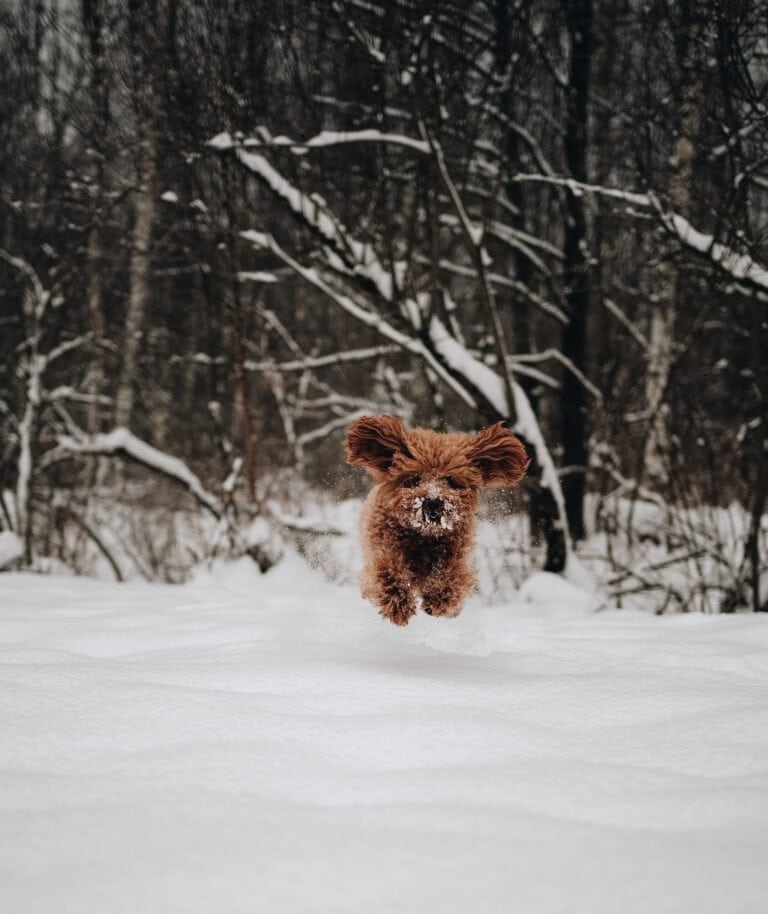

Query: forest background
[{"left": 1, "top": 0, "right": 766, "bottom": 612}]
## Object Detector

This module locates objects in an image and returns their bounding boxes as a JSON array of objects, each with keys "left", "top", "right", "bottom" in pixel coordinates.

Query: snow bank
[{"left": 1, "top": 568, "right": 767, "bottom": 913}]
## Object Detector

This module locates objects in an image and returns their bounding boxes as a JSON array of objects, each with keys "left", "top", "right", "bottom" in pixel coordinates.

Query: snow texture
[{"left": 1, "top": 561, "right": 767, "bottom": 914}]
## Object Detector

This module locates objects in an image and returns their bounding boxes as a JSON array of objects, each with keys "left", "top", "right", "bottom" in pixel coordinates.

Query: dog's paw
[
  {"left": 422, "top": 600, "right": 462, "bottom": 619},
  {"left": 381, "top": 605, "right": 415, "bottom": 626}
]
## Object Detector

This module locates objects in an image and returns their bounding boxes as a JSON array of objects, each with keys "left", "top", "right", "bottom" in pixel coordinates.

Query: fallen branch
[{"left": 58, "top": 428, "right": 222, "bottom": 519}]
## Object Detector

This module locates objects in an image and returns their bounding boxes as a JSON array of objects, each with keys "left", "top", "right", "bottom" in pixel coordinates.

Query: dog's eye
[
  {"left": 444, "top": 476, "right": 463, "bottom": 489},
  {"left": 402, "top": 475, "right": 421, "bottom": 488}
]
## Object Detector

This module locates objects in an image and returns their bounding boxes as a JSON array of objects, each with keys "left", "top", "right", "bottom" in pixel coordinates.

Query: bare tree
[{"left": 115, "top": 0, "right": 172, "bottom": 428}]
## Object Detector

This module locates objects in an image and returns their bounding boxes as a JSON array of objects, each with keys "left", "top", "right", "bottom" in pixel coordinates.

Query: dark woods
[{"left": 0, "top": 1, "right": 766, "bottom": 609}]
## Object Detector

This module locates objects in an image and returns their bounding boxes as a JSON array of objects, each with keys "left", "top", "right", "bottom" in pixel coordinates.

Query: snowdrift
[{"left": 1, "top": 560, "right": 767, "bottom": 913}]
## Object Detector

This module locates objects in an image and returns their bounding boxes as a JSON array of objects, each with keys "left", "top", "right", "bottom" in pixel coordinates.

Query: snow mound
[
  {"left": 1, "top": 570, "right": 767, "bottom": 914},
  {"left": 518, "top": 570, "right": 602, "bottom": 614}
]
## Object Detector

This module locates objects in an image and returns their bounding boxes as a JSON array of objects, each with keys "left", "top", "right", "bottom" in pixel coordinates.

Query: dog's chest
[{"left": 399, "top": 532, "right": 455, "bottom": 576}]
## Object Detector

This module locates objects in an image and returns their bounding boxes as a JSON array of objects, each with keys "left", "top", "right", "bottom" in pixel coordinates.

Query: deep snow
[{"left": 1, "top": 558, "right": 767, "bottom": 913}]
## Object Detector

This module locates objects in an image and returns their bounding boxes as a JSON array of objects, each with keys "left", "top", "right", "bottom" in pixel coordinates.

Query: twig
[{"left": 59, "top": 507, "right": 124, "bottom": 582}]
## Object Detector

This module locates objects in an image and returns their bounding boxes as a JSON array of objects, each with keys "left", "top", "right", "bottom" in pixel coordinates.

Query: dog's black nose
[{"left": 422, "top": 498, "right": 443, "bottom": 522}]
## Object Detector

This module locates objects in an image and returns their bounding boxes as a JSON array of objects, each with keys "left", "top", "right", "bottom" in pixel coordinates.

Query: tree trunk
[
  {"left": 15, "top": 285, "right": 44, "bottom": 564},
  {"left": 643, "top": 9, "right": 707, "bottom": 488},
  {"left": 495, "top": 0, "right": 566, "bottom": 570},
  {"left": 746, "top": 297, "right": 768, "bottom": 612},
  {"left": 115, "top": 0, "right": 169, "bottom": 428},
  {"left": 82, "top": 0, "right": 109, "bottom": 433},
  {"left": 115, "top": 133, "right": 157, "bottom": 428},
  {"left": 85, "top": 225, "right": 106, "bottom": 432},
  {"left": 560, "top": 0, "right": 593, "bottom": 542}
]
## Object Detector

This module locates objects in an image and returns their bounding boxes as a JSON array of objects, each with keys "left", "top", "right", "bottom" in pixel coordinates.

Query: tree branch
[{"left": 58, "top": 428, "right": 222, "bottom": 519}]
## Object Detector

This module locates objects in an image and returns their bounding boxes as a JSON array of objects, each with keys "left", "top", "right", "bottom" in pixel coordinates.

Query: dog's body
[{"left": 345, "top": 416, "right": 528, "bottom": 625}]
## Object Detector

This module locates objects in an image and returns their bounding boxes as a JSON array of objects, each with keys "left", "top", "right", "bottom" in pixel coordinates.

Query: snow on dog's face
[{"left": 345, "top": 416, "right": 529, "bottom": 536}]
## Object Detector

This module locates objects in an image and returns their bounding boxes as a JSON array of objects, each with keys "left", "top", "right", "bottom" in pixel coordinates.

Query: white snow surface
[{"left": 1, "top": 559, "right": 768, "bottom": 913}]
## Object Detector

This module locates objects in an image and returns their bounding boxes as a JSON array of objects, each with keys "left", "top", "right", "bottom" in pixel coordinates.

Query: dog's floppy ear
[
  {"left": 345, "top": 415, "right": 411, "bottom": 474},
  {"left": 468, "top": 422, "right": 529, "bottom": 487}
]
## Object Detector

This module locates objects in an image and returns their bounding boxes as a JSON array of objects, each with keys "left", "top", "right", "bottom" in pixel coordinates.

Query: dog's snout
[{"left": 422, "top": 497, "right": 443, "bottom": 522}]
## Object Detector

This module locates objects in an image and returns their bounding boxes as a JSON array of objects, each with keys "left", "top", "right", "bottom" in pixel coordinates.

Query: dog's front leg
[
  {"left": 420, "top": 563, "right": 475, "bottom": 618},
  {"left": 362, "top": 564, "right": 416, "bottom": 626}
]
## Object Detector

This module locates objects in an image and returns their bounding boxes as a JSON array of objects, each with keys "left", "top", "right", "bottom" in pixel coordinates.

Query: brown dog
[{"left": 345, "top": 416, "right": 528, "bottom": 625}]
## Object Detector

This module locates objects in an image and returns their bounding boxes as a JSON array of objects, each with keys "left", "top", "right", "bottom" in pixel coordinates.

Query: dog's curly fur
[{"left": 345, "top": 416, "right": 529, "bottom": 625}]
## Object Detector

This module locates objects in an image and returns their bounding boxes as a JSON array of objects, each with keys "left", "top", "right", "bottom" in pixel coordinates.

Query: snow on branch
[
  {"left": 237, "top": 270, "right": 280, "bottom": 283},
  {"left": 243, "top": 224, "right": 566, "bottom": 534},
  {"left": 211, "top": 128, "right": 430, "bottom": 156},
  {"left": 427, "top": 315, "right": 568, "bottom": 543},
  {"left": 426, "top": 316, "right": 507, "bottom": 414},
  {"left": 431, "top": 257, "right": 567, "bottom": 324},
  {"left": 218, "top": 122, "right": 571, "bottom": 558},
  {"left": 508, "top": 363, "right": 560, "bottom": 391},
  {"left": 512, "top": 174, "right": 768, "bottom": 295},
  {"left": 440, "top": 213, "right": 551, "bottom": 276},
  {"left": 217, "top": 126, "right": 768, "bottom": 297},
  {"left": 243, "top": 345, "right": 399, "bottom": 373},
  {"left": 296, "top": 413, "right": 368, "bottom": 448},
  {"left": 511, "top": 174, "right": 650, "bottom": 207},
  {"left": 509, "top": 349, "right": 603, "bottom": 401},
  {"left": 46, "top": 386, "right": 112, "bottom": 405},
  {"left": 266, "top": 502, "right": 345, "bottom": 537},
  {"left": 45, "top": 334, "right": 93, "bottom": 367},
  {"left": 240, "top": 229, "right": 478, "bottom": 410},
  {"left": 58, "top": 428, "right": 222, "bottom": 519},
  {"left": 210, "top": 137, "right": 347, "bottom": 252},
  {"left": 602, "top": 298, "right": 649, "bottom": 351},
  {"left": 660, "top": 210, "right": 768, "bottom": 293},
  {"left": 215, "top": 136, "right": 404, "bottom": 303},
  {"left": 488, "top": 220, "right": 563, "bottom": 260},
  {"left": 215, "top": 127, "right": 571, "bottom": 330},
  {"left": 0, "top": 249, "right": 50, "bottom": 319},
  {"left": 225, "top": 124, "right": 571, "bottom": 559}
]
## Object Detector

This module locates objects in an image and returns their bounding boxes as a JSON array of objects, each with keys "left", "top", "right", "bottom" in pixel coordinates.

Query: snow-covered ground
[{"left": 1, "top": 558, "right": 768, "bottom": 913}]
